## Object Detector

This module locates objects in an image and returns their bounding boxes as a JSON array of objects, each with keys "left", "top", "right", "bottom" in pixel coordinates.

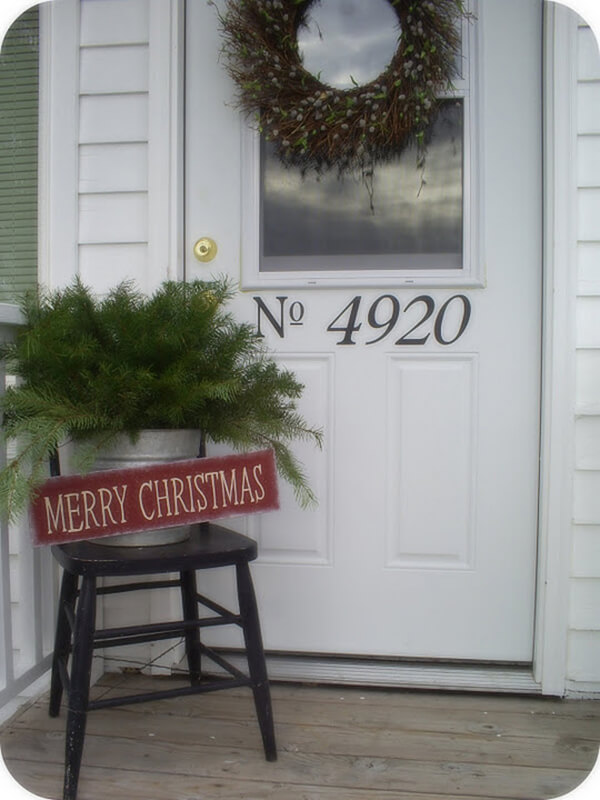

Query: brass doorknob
[{"left": 193, "top": 237, "right": 217, "bottom": 263}]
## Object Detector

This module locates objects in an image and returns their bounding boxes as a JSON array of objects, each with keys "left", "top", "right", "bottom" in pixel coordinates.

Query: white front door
[{"left": 185, "top": 0, "right": 542, "bottom": 663}]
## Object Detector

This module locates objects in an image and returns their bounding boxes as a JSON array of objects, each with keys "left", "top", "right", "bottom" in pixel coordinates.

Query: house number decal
[
  {"left": 254, "top": 294, "right": 472, "bottom": 346},
  {"left": 254, "top": 296, "right": 305, "bottom": 338},
  {"left": 327, "top": 294, "right": 471, "bottom": 346}
]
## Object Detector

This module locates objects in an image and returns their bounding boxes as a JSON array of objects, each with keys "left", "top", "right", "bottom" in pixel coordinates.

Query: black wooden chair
[{"left": 48, "top": 469, "right": 277, "bottom": 800}]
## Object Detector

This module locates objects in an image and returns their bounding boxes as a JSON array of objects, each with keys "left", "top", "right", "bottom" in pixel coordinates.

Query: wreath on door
[{"left": 218, "top": 0, "right": 469, "bottom": 174}]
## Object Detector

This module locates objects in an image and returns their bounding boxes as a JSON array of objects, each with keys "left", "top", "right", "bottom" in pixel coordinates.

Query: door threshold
[{"left": 192, "top": 651, "right": 542, "bottom": 695}]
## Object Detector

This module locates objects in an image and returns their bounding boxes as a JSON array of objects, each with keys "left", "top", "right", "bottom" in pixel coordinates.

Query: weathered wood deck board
[
  {"left": 0, "top": 760, "right": 482, "bottom": 800},
  {"left": 1, "top": 675, "right": 599, "bottom": 800},
  {"left": 11, "top": 693, "right": 600, "bottom": 771},
  {"left": 83, "top": 675, "right": 600, "bottom": 740},
  {"left": 92, "top": 672, "right": 599, "bottom": 721},
  {"left": 1, "top": 727, "right": 587, "bottom": 799}
]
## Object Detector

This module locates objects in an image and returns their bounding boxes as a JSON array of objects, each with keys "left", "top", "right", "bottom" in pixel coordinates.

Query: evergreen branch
[{"left": 0, "top": 277, "right": 323, "bottom": 519}]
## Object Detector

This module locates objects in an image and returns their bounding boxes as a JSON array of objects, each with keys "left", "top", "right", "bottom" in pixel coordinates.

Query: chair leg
[
  {"left": 49, "top": 570, "right": 79, "bottom": 717},
  {"left": 180, "top": 569, "right": 202, "bottom": 684},
  {"left": 63, "top": 575, "right": 96, "bottom": 800},
  {"left": 236, "top": 562, "right": 277, "bottom": 762}
]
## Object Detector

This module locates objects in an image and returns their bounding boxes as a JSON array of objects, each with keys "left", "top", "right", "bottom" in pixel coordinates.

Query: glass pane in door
[{"left": 261, "top": 99, "right": 464, "bottom": 272}]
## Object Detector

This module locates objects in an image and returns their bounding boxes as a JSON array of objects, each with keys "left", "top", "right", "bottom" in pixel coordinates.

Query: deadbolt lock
[{"left": 193, "top": 237, "right": 217, "bottom": 263}]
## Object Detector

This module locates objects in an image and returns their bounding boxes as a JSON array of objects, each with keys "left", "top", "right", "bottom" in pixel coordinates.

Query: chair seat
[{"left": 51, "top": 522, "right": 258, "bottom": 576}]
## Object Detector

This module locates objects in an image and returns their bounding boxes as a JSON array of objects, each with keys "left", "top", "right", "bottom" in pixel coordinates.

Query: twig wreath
[{"left": 218, "top": 0, "right": 469, "bottom": 175}]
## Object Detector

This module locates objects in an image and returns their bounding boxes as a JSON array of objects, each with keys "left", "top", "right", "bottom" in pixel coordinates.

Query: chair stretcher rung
[
  {"left": 93, "top": 614, "right": 242, "bottom": 648},
  {"left": 196, "top": 592, "right": 240, "bottom": 622},
  {"left": 200, "top": 643, "right": 248, "bottom": 682},
  {"left": 97, "top": 628, "right": 189, "bottom": 650},
  {"left": 94, "top": 618, "right": 200, "bottom": 643},
  {"left": 87, "top": 677, "right": 250, "bottom": 711},
  {"left": 97, "top": 579, "right": 180, "bottom": 595}
]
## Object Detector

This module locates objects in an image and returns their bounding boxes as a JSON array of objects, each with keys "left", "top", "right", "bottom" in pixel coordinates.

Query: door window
[
  {"left": 261, "top": 99, "right": 464, "bottom": 272},
  {"left": 241, "top": 1, "right": 478, "bottom": 288}
]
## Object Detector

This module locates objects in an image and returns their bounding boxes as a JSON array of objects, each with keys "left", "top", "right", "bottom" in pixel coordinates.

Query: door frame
[{"left": 533, "top": 1, "right": 578, "bottom": 696}]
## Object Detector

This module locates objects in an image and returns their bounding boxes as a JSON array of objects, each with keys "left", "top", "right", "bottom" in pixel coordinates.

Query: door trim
[{"left": 533, "top": 1, "right": 578, "bottom": 697}]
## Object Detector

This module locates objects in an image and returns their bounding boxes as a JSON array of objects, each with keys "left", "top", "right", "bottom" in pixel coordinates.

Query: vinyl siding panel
[
  {"left": 78, "top": 242, "right": 149, "bottom": 290},
  {"left": 79, "top": 0, "right": 149, "bottom": 46},
  {"left": 568, "top": 22, "right": 600, "bottom": 690},
  {"left": 79, "top": 143, "right": 148, "bottom": 194},
  {"left": 573, "top": 471, "right": 600, "bottom": 525},
  {"left": 577, "top": 81, "right": 600, "bottom": 132},
  {"left": 80, "top": 44, "right": 149, "bottom": 94},
  {"left": 576, "top": 349, "right": 600, "bottom": 411},
  {"left": 577, "top": 24, "right": 600, "bottom": 80},
  {"left": 577, "top": 134, "right": 600, "bottom": 185},
  {"left": 79, "top": 192, "right": 148, "bottom": 244},
  {"left": 567, "top": 631, "right": 600, "bottom": 684},
  {"left": 577, "top": 187, "right": 600, "bottom": 240},
  {"left": 576, "top": 296, "right": 600, "bottom": 347},
  {"left": 572, "top": 526, "right": 600, "bottom": 578},
  {"left": 75, "top": 0, "right": 155, "bottom": 290},
  {"left": 79, "top": 93, "right": 149, "bottom": 144},
  {"left": 569, "top": 579, "right": 600, "bottom": 630},
  {"left": 578, "top": 242, "right": 600, "bottom": 296},
  {"left": 575, "top": 416, "right": 600, "bottom": 469},
  {"left": 79, "top": 142, "right": 148, "bottom": 194},
  {"left": 42, "top": 0, "right": 181, "bottom": 298}
]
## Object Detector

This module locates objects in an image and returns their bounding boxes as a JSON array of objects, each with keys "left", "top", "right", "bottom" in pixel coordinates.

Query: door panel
[
  {"left": 185, "top": 0, "right": 542, "bottom": 662},
  {"left": 386, "top": 354, "right": 478, "bottom": 571}
]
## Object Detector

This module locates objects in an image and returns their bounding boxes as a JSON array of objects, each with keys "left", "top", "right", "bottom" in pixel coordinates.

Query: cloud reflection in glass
[
  {"left": 297, "top": 0, "right": 400, "bottom": 89},
  {"left": 261, "top": 102, "right": 464, "bottom": 272}
]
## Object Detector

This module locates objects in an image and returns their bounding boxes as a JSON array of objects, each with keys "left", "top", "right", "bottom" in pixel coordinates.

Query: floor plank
[
  {"left": 1, "top": 675, "right": 599, "bottom": 800},
  {"left": 1, "top": 760, "right": 488, "bottom": 800},
  {"left": 11, "top": 696, "right": 599, "bottom": 771}
]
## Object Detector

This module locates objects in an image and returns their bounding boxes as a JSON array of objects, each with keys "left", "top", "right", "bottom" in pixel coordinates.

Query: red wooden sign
[{"left": 30, "top": 449, "right": 279, "bottom": 546}]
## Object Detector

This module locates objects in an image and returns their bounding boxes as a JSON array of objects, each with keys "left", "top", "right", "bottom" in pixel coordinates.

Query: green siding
[{"left": 0, "top": 7, "right": 39, "bottom": 302}]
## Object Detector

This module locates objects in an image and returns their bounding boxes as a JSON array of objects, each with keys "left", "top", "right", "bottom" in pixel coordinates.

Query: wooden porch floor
[{"left": 1, "top": 673, "right": 600, "bottom": 800}]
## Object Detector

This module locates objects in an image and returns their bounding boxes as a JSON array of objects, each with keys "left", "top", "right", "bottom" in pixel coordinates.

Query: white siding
[
  {"left": 78, "top": 242, "right": 149, "bottom": 286},
  {"left": 80, "top": 44, "right": 149, "bottom": 94},
  {"left": 568, "top": 22, "right": 600, "bottom": 694},
  {"left": 79, "top": 93, "right": 149, "bottom": 143},
  {"left": 578, "top": 24, "right": 600, "bottom": 79},
  {"left": 578, "top": 241, "right": 600, "bottom": 295},
  {"left": 79, "top": 192, "right": 149, "bottom": 243},
  {"left": 572, "top": 526, "right": 600, "bottom": 576},
  {"left": 78, "top": 0, "right": 150, "bottom": 289},
  {"left": 45, "top": 0, "right": 182, "bottom": 294},
  {"left": 79, "top": 0, "right": 150, "bottom": 46},
  {"left": 79, "top": 143, "right": 149, "bottom": 193}
]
